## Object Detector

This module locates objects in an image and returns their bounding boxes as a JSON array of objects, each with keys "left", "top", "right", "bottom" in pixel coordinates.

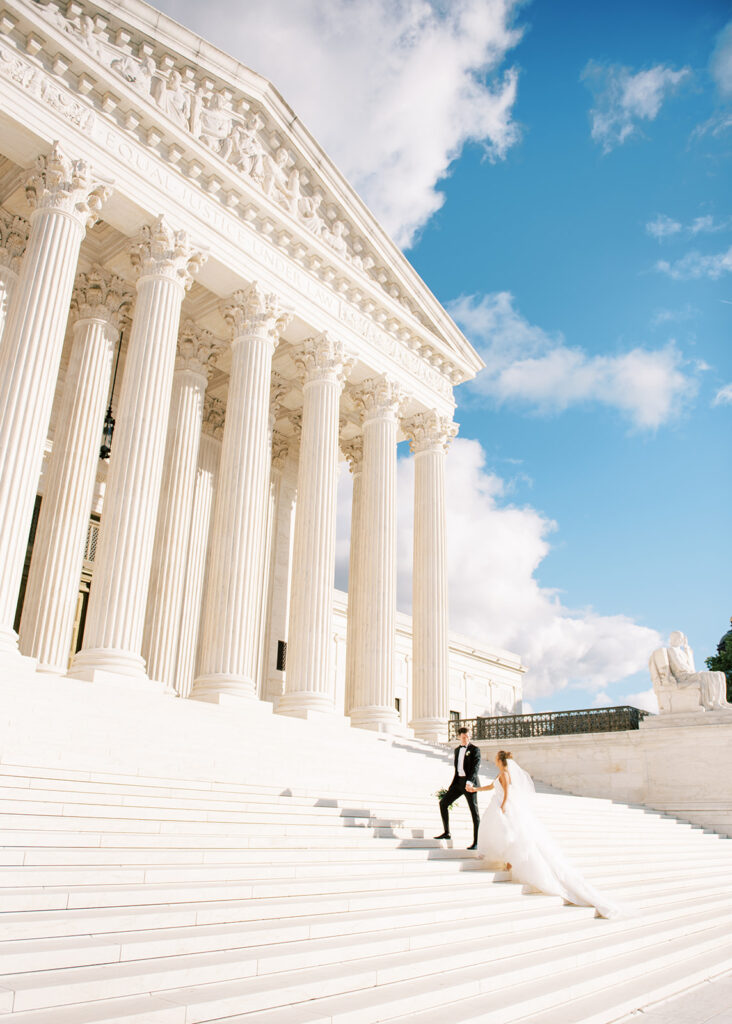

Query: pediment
[{"left": 2, "top": 0, "right": 484, "bottom": 388}]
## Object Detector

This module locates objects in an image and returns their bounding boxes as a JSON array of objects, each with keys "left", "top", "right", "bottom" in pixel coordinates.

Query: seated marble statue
[{"left": 649, "top": 631, "right": 731, "bottom": 713}]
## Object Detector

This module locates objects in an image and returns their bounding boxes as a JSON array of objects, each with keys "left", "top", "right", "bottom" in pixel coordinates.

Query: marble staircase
[{"left": 1, "top": 752, "right": 732, "bottom": 1023}]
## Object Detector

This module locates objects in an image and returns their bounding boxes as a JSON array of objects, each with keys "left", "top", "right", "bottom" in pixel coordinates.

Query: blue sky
[{"left": 154, "top": 0, "right": 731, "bottom": 712}]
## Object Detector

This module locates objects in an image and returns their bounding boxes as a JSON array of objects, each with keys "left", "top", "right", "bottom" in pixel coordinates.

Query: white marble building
[{"left": 0, "top": 0, "right": 523, "bottom": 743}]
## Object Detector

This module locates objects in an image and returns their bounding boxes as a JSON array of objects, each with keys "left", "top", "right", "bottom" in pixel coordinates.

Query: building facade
[{"left": 0, "top": 0, "right": 523, "bottom": 742}]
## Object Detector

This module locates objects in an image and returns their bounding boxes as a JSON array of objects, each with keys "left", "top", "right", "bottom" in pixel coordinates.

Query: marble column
[
  {"left": 192, "top": 283, "right": 290, "bottom": 702},
  {"left": 263, "top": 430, "right": 298, "bottom": 705},
  {"left": 142, "top": 319, "right": 220, "bottom": 690},
  {"left": 403, "top": 411, "right": 457, "bottom": 743},
  {"left": 253, "top": 377, "right": 289, "bottom": 698},
  {"left": 279, "top": 333, "right": 351, "bottom": 717},
  {"left": 0, "top": 144, "right": 110, "bottom": 659},
  {"left": 18, "top": 267, "right": 132, "bottom": 672},
  {"left": 349, "top": 377, "right": 402, "bottom": 731},
  {"left": 70, "top": 217, "right": 205, "bottom": 683},
  {"left": 0, "top": 210, "right": 30, "bottom": 343},
  {"left": 341, "top": 436, "right": 364, "bottom": 717},
  {"left": 175, "top": 402, "right": 223, "bottom": 698}
]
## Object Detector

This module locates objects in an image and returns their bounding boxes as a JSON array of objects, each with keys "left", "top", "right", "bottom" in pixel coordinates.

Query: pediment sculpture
[
  {"left": 649, "top": 631, "right": 731, "bottom": 714},
  {"left": 34, "top": 0, "right": 376, "bottom": 273}
]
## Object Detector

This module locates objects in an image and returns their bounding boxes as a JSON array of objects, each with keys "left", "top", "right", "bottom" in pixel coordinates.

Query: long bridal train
[{"left": 472, "top": 755, "right": 622, "bottom": 919}]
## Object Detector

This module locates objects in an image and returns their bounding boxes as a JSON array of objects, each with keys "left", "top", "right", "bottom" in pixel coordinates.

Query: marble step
[
  {"left": 0, "top": 898, "right": 588, "bottom": 977},
  {"left": 5, "top": 844, "right": 473, "bottom": 866},
  {"left": 2, "top": 866, "right": 728, "bottom": 945},
  {"left": 0, "top": 814, "right": 428, "bottom": 838},
  {"left": 0, "top": 877, "right": 530, "bottom": 941},
  {"left": 2, "top": 895, "right": 731, "bottom": 1014},
  {"left": 4, "top": 840, "right": 722, "bottom": 867},
  {"left": 1, "top": 849, "right": 728, "bottom": 883},
  {"left": 0, "top": 864, "right": 505, "bottom": 912},
  {"left": 1, "top": 883, "right": 728, "bottom": 977},
  {"left": 386, "top": 929, "right": 732, "bottom": 1024},
  {"left": 197, "top": 919, "right": 732, "bottom": 1024},
  {"left": 0, "top": 855, "right": 486, "bottom": 887}
]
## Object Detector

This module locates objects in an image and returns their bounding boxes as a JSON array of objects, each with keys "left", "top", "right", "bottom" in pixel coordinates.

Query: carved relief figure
[
  {"left": 229, "top": 113, "right": 267, "bottom": 186},
  {"left": 110, "top": 52, "right": 157, "bottom": 98},
  {"left": 191, "top": 90, "right": 234, "bottom": 157},
  {"left": 151, "top": 69, "right": 191, "bottom": 130}
]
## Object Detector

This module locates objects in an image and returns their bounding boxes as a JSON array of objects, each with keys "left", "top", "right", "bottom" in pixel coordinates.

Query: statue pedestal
[{"left": 642, "top": 708, "right": 732, "bottom": 730}]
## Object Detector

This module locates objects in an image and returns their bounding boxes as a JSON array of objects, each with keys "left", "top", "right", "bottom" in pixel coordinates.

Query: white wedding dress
[{"left": 477, "top": 758, "right": 622, "bottom": 919}]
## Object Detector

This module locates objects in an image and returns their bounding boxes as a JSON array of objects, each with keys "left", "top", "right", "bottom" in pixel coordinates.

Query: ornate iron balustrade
[{"left": 448, "top": 705, "right": 650, "bottom": 742}]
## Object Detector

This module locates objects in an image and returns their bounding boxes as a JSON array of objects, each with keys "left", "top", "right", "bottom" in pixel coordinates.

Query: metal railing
[{"left": 448, "top": 705, "right": 650, "bottom": 742}]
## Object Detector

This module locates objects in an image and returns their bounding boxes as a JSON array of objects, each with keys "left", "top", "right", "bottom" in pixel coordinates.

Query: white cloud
[
  {"left": 337, "top": 438, "right": 661, "bottom": 702},
  {"left": 656, "top": 246, "right": 732, "bottom": 280},
  {"left": 646, "top": 214, "right": 682, "bottom": 240},
  {"left": 710, "top": 20, "right": 732, "bottom": 97},
  {"left": 593, "top": 692, "right": 612, "bottom": 707},
  {"left": 650, "top": 304, "right": 697, "bottom": 328},
  {"left": 449, "top": 291, "right": 697, "bottom": 429},
  {"left": 582, "top": 61, "right": 690, "bottom": 152},
  {"left": 646, "top": 213, "right": 731, "bottom": 241},
  {"left": 714, "top": 383, "right": 732, "bottom": 406},
  {"left": 618, "top": 689, "right": 659, "bottom": 714},
  {"left": 150, "top": 0, "right": 525, "bottom": 247}
]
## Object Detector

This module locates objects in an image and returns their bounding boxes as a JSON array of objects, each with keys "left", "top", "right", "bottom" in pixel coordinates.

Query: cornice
[{"left": 0, "top": 0, "right": 483, "bottom": 390}]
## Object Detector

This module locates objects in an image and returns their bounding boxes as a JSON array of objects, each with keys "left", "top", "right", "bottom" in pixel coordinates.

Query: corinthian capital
[
  {"left": 272, "top": 430, "right": 289, "bottom": 470},
  {"left": 352, "top": 375, "right": 402, "bottom": 424},
  {"left": 403, "top": 410, "right": 458, "bottom": 454},
  {"left": 24, "top": 142, "right": 111, "bottom": 227},
  {"left": 0, "top": 210, "right": 30, "bottom": 273},
  {"left": 129, "top": 216, "right": 206, "bottom": 289},
  {"left": 341, "top": 435, "right": 364, "bottom": 473},
  {"left": 294, "top": 332, "right": 353, "bottom": 387},
  {"left": 70, "top": 265, "right": 133, "bottom": 328},
  {"left": 176, "top": 317, "right": 221, "bottom": 375},
  {"left": 222, "top": 281, "right": 291, "bottom": 346},
  {"left": 202, "top": 394, "right": 225, "bottom": 438}
]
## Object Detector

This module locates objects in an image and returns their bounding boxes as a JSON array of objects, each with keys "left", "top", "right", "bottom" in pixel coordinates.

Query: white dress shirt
[{"left": 457, "top": 745, "right": 467, "bottom": 777}]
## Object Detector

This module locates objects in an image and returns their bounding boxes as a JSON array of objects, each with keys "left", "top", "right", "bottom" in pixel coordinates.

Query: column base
[
  {"left": 410, "top": 716, "right": 449, "bottom": 744},
  {"left": 0, "top": 626, "right": 37, "bottom": 678},
  {"left": 68, "top": 647, "right": 154, "bottom": 689},
  {"left": 277, "top": 692, "right": 336, "bottom": 719},
  {"left": 349, "top": 706, "right": 401, "bottom": 733},
  {"left": 190, "top": 674, "right": 257, "bottom": 703}
]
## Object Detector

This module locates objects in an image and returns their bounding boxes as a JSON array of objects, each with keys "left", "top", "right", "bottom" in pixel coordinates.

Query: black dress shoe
[
  {"left": 434, "top": 832, "right": 451, "bottom": 840},
  {"left": 467, "top": 842, "right": 478, "bottom": 850}
]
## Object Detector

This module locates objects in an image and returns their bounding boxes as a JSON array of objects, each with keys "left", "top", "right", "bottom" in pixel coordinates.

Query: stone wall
[{"left": 474, "top": 713, "right": 732, "bottom": 838}]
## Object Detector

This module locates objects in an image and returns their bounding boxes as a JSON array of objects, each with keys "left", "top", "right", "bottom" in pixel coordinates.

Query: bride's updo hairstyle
[{"left": 497, "top": 750, "right": 512, "bottom": 766}]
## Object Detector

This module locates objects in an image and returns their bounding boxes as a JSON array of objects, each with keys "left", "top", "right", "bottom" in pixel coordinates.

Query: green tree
[{"left": 706, "top": 617, "right": 732, "bottom": 703}]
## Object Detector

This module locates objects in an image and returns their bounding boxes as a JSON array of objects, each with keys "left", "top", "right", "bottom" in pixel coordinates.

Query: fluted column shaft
[
  {"left": 71, "top": 218, "right": 204, "bottom": 682},
  {"left": 349, "top": 379, "right": 401, "bottom": 731},
  {"left": 193, "top": 284, "right": 290, "bottom": 702},
  {"left": 175, "top": 430, "right": 221, "bottom": 697},
  {"left": 19, "top": 269, "right": 131, "bottom": 672},
  {"left": 404, "top": 412, "right": 457, "bottom": 743},
  {"left": 0, "top": 145, "right": 110, "bottom": 656},
  {"left": 280, "top": 334, "right": 350, "bottom": 716},
  {"left": 142, "top": 323, "right": 218, "bottom": 689},
  {"left": 342, "top": 438, "right": 364, "bottom": 717}
]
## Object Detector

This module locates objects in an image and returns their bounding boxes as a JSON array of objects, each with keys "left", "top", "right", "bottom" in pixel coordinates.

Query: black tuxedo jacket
[{"left": 453, "top": 742, "right": 480, "bottom": 785}]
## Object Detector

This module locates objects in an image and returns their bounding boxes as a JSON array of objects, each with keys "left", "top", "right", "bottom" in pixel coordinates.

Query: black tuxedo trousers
[{"left": 439, "top": 775, "right": 480, "bottom": 844}]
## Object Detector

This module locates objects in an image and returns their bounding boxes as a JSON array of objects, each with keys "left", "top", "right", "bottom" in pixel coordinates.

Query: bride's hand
[{"left": 465, "top": 783, "right": 475, "bottom": 792}]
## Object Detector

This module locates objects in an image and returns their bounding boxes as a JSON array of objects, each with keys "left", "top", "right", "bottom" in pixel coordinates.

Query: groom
[{"left": 435, "top": 726, "right": 481, "bottom": 850}]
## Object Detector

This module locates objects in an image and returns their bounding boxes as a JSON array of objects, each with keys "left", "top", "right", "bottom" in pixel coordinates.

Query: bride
[{"left": 466, "top": 751, "right": 621, "bottom": 919}]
